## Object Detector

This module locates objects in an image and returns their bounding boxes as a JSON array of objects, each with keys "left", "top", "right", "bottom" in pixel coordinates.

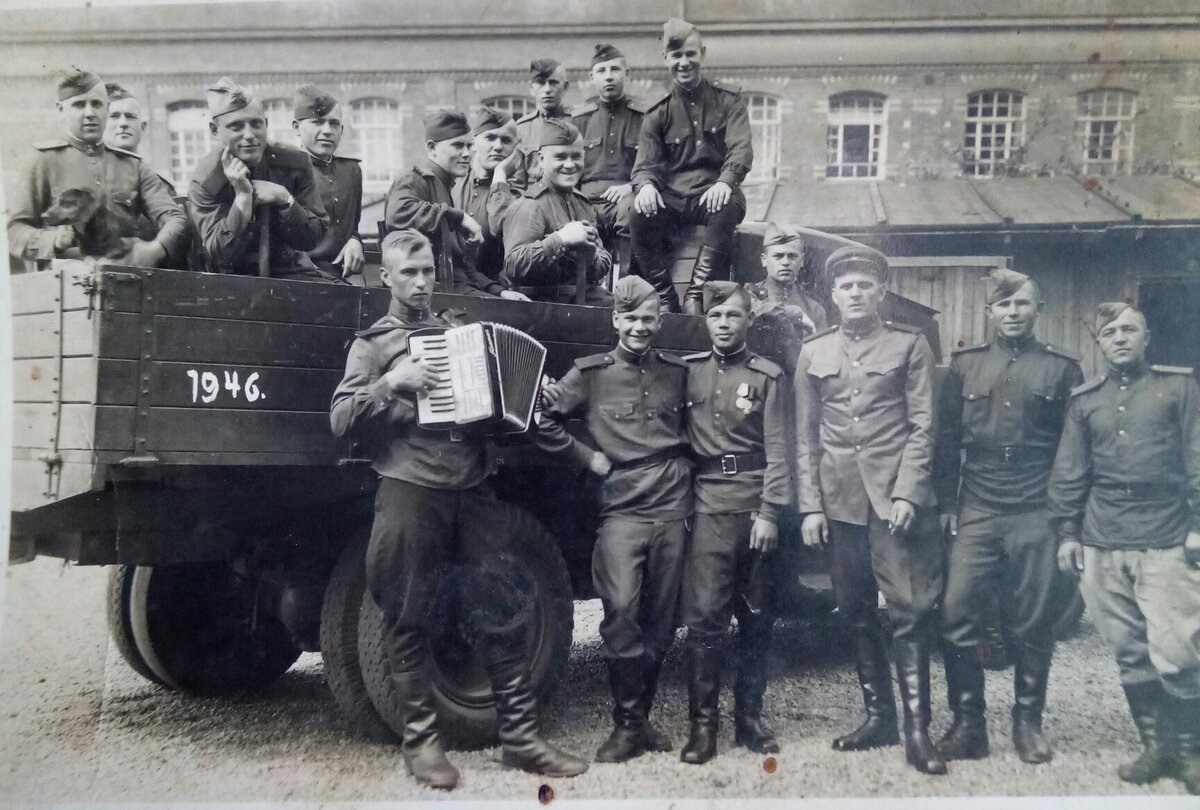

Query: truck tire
[
  {"left": 128, "top": 563, "right": 301, "bottom": 695},
  {"left": 319, "top": 535, "right": 399, "bottom": 743},
  {"left": 105, "top": 566, "right": 167, "bottom": 687},
  {"left": 358, "top": 504, "right": 574, "bottom": 749}
]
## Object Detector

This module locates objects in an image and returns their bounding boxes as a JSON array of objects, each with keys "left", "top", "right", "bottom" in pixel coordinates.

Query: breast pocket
[
  {"left": 664, "top": 121, "right": 693, "bottom": 160},
  {"left": 1030, "top": 387, "right": 1067, "bottom": 432},
  {"left": 863, "top": 355, "right": 906, "bottom": 396},
  {"left": 599, "top": 401, "right": 638, "bottom": 423},
  {"left": 962, "top": 388, "right": 993, "bottom": 434},
  {"left": 702, "top": 121, "right": 728, "bottom": 159}
]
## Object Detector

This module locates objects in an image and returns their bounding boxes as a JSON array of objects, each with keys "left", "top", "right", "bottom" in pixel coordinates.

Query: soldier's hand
[
  {"left": 334, "top": 239, "right": 365, "bottom": 278},
  {"left": 539, "top": 379, "right": 563, "bottom": 410},
  {"left": 251, "top": 180, "right": 293, "bottom": 208},
  {"left": 460, "top": 214, "right": 484, "bottom": 244},
  {"left": 1185, "top": 531, "right": 1200, "bottom": 569},
  {"left": 588, "top": 451, "right": 613, "bottom": 477},
  {"left": 699, "top": 181, "right": 732, "bottom": 214},
  {"left": 384, "top": 355, "right": 440, "bottom": 395},
  {"left": 634, "top": 184, "right": 664, "bottom": 217},
  {"left": 749, "top": 516, "right": 779, "bottom": 554},
  {"left": 494, "top": 149, "right": 522, "bottom": 184},
  {"left": 220, "top": 147, "right": 253, "bottom": 197},
  {"left": 889, "top": 499, "right": 916, "bottom": 536},
  {"left": 120, "top": 239, "right": 168, "bottom": 268},
  {"left": 601, "top": 183, "right": 634, "bottom": 203},
  {"left": 801, "top": 513, "right": 829, "bottom": 547},
  {"left": 499, "top": 290, "right": 531, "bottom": 302},
  {"left": 53, "top": 225, "right": 77, "bottom": 253},
  {"left": 1057, "top": 540, "right": 1085, "bottom": 578},
  {"left": 556, "top": 220, "right": 593, "bottom": 246},
  {"left": 940, "top": 512, "right": 958, "bottom": 537}
]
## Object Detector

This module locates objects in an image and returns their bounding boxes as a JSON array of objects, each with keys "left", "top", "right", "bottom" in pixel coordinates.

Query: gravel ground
[{"left": 0, "top": 557, "right": 1194, "bottom": 803}]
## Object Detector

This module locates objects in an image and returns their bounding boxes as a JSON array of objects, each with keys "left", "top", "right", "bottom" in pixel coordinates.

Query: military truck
[{"left": 10, "top": 224, "right": 948, "bottom": 747}]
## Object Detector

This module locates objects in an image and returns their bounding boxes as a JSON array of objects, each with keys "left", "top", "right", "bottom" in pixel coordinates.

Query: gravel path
[{"left": 0, "top": 557, "right": 1193, "bottom": 802}]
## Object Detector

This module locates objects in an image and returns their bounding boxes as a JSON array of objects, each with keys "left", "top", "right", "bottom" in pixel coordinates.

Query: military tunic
[
  {"left": 934, "top": 336, "right": 1083, "bottom": 648},
  {"left": 502, "top": 180, "right": 613, "bottom": 304},
  {"left": 188, "top": 143, "right": 328, "bottom": 276},
  {"left": 1048, "top": 363, "right": 1200, "bottom": 695},
  {"left": 538, "top": 343, "right": 691, "bottom": 661},
  {"left": 510, "top": 105, "right": 569, "bottom": 191},
  {"left": 8, "top": 136, "right": 188, "bottom": 270},
  {"left": 794, "top": 318, "right": 942, "bottom": 642},
  {"left": 305, "top": 152, "right": 363, "bottom": 275},
  {"left": 745, "top": 280, "right": 828, "bottom": 377},
  {"left": 570, "top": 95, "right": 644, "bottom": 243},
  {"left": 454, "top": 164, "right": 518, "bottom": 282}
]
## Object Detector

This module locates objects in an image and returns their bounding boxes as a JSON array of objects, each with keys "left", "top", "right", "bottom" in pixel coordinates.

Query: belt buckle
[
  {"left": 720, "top": 454, "right": 738, "bottom": 475},
  {"left": 1003, "top": 446, "right": 1013, "bottom": 463},
  {"left": 449, "top": 429, "right": 464, "bottom": 443}
]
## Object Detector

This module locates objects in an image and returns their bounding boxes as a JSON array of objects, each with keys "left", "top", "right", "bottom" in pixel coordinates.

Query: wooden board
[
  {"left": 11, "top": 310, "right": 99, "bottom": 359},
  {"left": 12, "top": 358, "right": 138, "bottom": 405},
  {"left": 10, "top": 260, "right": 98, "bottom": 315},
  {"left": 149, "top": 269, "right": 363, "bottom": 326},
  {"left": 147, "top": 315, "right": 358, "bottom": 368},
  {"left": 143, "top": 408, "right": 344, "bottom": 454},
  {"left": 146, "top": 361, "right": 344, "bottom": 412},
  {"left": 10, "top": 457, "right": 99, "bottom": 513},
  {"left": 13, "top": 403, "right": 136, "bottom": 452}
]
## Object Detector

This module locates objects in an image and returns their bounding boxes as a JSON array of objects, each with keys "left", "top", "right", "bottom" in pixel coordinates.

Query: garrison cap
[
  {"left": 537, "top": 117, "right": 582, "bottom": 149},
  {"left": 206, "top": 77, "right": 258, "bottom": 120},
  {"left": 104, "top": 82, "right": 134, "bottom": 102},
  {"left": 529, "top": 58, "right": 562, "bottom": 83},
  {"left": 1093, "top": 302, "right": 1144, "bottom": 334},
  {"left": 985, "top": 268, "right": 1035, "bottom": 305},
  {"left": 292, "top": 84, "right": 339, "bottom": 121},
  {"left": 58, "top": 68, "right": 103, "bottom": 101},
  {"left": 471, "top": 105, "right": 516, "bottom": 137},
  {"left": 612, "top": 275, "right": 657, "bottom": 313},
  {"left": 423, "top": 109, "right": 470, "bottom": 142},
  {"left": 703, "top": 281, "right": 751, "bottom": 314},
  {"left": 824, "top": 244, "right": 889, "bottom": 285},
  {"left": 591, "top": 43, "right": 625, "bottom": 67},
  {"left": 762, "top": 222, "right": 804, "bottom": 250},
  {"left": 662, "top": 18, "right": 697, "bottom": 50}
]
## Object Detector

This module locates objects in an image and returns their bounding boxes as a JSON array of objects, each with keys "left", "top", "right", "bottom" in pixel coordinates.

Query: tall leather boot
[
  {"left": 734, "top": 615, "right": 780, "bottom": 753},
  {"left": 638, "top": 264, "right": 680, "bottom": 313},
  {"left": 1012, "top": 642, "right": 1054, "bottom": 764},
  {"left": 1118, "top": 681, "right": 1171, "bottom": 784},
  {"left": 615, "top": 236, "right": 634, "bottom": 282},
  {"left": 638, "top": 653, "right": 674, "bottom": 752},
  {"left": 682, "top": 246, "right": 727, "bottom": 316},
  {"left": 894, "top": 639, "right": 948, "bottom": 775},
  {"left": 595, "top": 657, "right": 647, "bottom": 763},
  {"left": 937, "top": 644, "right": 989, "bottom": 760},
  {"left": 485, "top": 653, "right": 589, "bottom": 777},
  {"left": 833, "top": 624, "right": 900, "bottom": 751},
  {"left": 680, "top": 646, "right": 721, "bottom": 764},
  {"left": 389, "top": 633, "right": 459, "bottom": 790},
  {"left": 1168, "top": 692, "right": 1200, "bottom": 795}
]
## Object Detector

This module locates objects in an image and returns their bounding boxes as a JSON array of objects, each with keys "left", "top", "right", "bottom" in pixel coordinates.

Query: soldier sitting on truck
[
  {"left": 330, "top": 228, "right": 588, "bottom": 790},
  {"left": 7, "top": 68, "right": 188, "bottom": 272},
  {"left": 188, "top": 77, "right": 330, "bottom": 277},
  {"left": 746, "top": 223, "right": 828, "bottom": 377}
]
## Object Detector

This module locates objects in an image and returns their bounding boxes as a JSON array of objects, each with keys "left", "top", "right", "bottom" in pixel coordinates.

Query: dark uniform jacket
[
  {"left": 934, "top": 337, "right": 1083, "bottom": 513},
  {"left": 511, "top": 105, "right": 569, "bottom": 191},
  {"left": 502, "top": 180, "right": 613, "bottom": 288},
  {"left": 305, "top": 152, "right": 363, "bottom": 269},
  {"left": 8, "top": 136, "right": 188, "bottom": 268},
  {"left": 539, "top": 344, "right": 692, "bottom": 520},
  {"left": 746, "top": 280, "right": 829, "bottom": 377},
  {"left": 570, "top": 95, "right": 644, "bottom": 197},
  {"left": 454, "top": 164, "right": 518, "bottom": 281},
  {"left": 188, "top": 143, "right": 328, "bottom": 275},
  {"left": 383, "top": 158, "right": 506, "bottom": 296},
  {"left": 330, "top": 302, "right": 490, "bottom": 490},
  {"left": 631, "top": 78, "right": 753, "bottom": 204},
  {"left": 794, "top": 319, "right": 937, "bottom": 524},
  {"left": 1048, "top": 363, "right": 1200, "bottom": 550},
  {"left": 684, "top": 347, "right": 790, "bottom": 520}
]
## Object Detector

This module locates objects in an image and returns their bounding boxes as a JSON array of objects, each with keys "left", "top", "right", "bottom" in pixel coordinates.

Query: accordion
[{"left": 407, "top": 322, "right": 547, "bottom": 434}]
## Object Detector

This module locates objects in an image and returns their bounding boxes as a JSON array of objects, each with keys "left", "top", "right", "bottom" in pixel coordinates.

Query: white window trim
[
  {"left": 480, "top": 95, "right": 535, "bottom": 122},
  {"left": 166, "top": 101, "right": 213, "bottom": 190},
  {"left": 826, "top": 92, "right": 888, "bottom": 181},
  {"left": 746, "top": 93, "right": 782, "bottom": 184},
  {"left": 1076, "top": 89, "right": 1136, "bottom": 176},
  {"left": 262, "top": 98, "right": 297, "bottom": 150},
  {"left": 962, "top": 89, "right": 1026, "bottom": 178},
  {"left": 346, "top": 98, "right": 408, "bottom": 197}
]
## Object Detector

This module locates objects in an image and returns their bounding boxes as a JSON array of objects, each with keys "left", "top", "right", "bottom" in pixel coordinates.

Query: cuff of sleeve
[
  {"left": 30, "top": 229, "right": 59, "bottom": 260},
  {"left": 370, "top": 377, "right": 400, "bottom": 410},
  {"left": 543, "top": 233, "right": 565, "bottom": 257},
  {"left": 717, "top": 170, "right": 743, "bottom": 189},
  {"left": 568, "top": 441, "right": 596, "bottom": 470},
  {"left": 485, "top": 281, "right": 507, "bottom": 296},
  {"left": 445, "top": 207, "right": 465, "bottom": 228},
  {"left": 757, "top": 502, "right": 781, "bottom": 523}
]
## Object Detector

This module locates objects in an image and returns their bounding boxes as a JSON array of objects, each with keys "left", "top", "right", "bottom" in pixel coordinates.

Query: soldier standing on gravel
[
  {"left": 330, "top": 228, "right": 589, "bottom": 790},
  {"left": 537, "top": 274, "right": 691, "bottom": 763},
  {"left": 932, "top": 269, "right": 1083, "bottom": 766},
  {"left": 1048, "top": 302, "right": 1200, "bottom": 795},
  {"left": 794, "top": 245, "right": 947, "bottom": 776}
]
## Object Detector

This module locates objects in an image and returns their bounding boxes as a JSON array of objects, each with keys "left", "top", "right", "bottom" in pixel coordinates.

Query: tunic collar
[
  {"left": 840, "top": 315, "right": 883, "bottom": 339},
  {"left": 673, "top": 77, "right": 710, "bottom": 100},
  {"left": 420, "top": 158, "right": 455, "bottom": 188},
  {"left": 714, "top": 345, "right": 748, "bottom": 365},
  {"left": 1107, "top": 360, "right": 1149, "bottom": 384},
  {"left": 615, "top": 343, "right": 650, "bottom": 364},
  {"left": 387, "top": 299, "right": 435, "bottom": 326},
  {"left": 305, "top": 149, "right": 334, "bottom": 167},
  {"left": 996, "top": 332, "right": 1037, "bottom": 353},
  {"left": 599, "top": 95, "right": 628, "bottom": 111},
  {"left": 765, "top": 278, "right": 797, "bottom": 301},
  {"left": 67, "top": 134, "right": 105, "bottom": 156}
]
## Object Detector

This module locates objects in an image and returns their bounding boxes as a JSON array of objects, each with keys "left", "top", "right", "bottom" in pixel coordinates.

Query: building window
[
  {"left": 963, "top": 89, "right": 1025, "bottom": 177},
  {"left": 262, "top": 98, "right": 297, "bottom": 149},
  {"left": 826, "top": 92, "right": 886, "bottom": 179},
  {"left": 166, "top": 101, "right": 213, "bottom": 189},
  {"left": 481, "top": 95, "right": 534, "bottom": 121},
  {"left": 746, "top": 93, "right": 781, "bottom": 183},
  {"left": 1077, "top": 89, "right": 1136, "bottom": 176},
  {"left": 344, "top": 98, "right": 407, "bottom": 197}
]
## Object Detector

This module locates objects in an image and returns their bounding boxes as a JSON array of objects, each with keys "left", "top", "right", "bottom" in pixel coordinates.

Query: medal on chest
[{"left": 735, "top": 382, "right": 757, "bottom": 414}]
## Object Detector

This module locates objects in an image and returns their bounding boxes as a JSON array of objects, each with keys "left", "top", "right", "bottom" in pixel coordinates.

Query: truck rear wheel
[
  {"left": 127, "top": 563, "right": 301, "bottom": 695},
  {"left": 357, "top": 504, "right": 574, "bottom": 749},
  {"left": 106, "top": 566, "right": 167, "bottom": 687}
]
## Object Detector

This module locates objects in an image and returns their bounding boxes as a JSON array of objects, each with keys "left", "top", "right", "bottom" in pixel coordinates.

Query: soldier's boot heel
[
  {"left": 639, "top": 655, "right": 674, "bottom": 753},
  {"left": 1168, "top": 694, "right": 1200, "bottom": 795},
  {"left": 680, "top": 646, "right": 721, "bottom": 765},
  {"left": 937, "top": 645, "right": 989, "bottom": 760},
  {"left": 833, "top": 627, "right": 900, "bottom": 752},
  {"left": 682, "top": 246, "right": 727, "bottom": 316},
  {"left": 895, "top": 640, "right": 948, "bottom": 776},
  {"left": 487, "top": 655, "right": 589, "bottom": 778},
  {"left": 401, "top": 742, "right": 459, "bottom": 791},
  {"left": 733, "top": 618, "right": 779, "bottom": 754},
  {"left": 1012, "top": 642, "right": 1054, "bottom": 764},
  {"left": 734, "top": 710, "right": 780, "bottom": 754},
  {"left": 595, "top": 657, "right": 647, "bottom": 763},
  {"left": 1118, "top": 682, "right": 1170, "bottom": 784},
  {"left": 394, "top": 669, "right": 459, "bottom": 790}
]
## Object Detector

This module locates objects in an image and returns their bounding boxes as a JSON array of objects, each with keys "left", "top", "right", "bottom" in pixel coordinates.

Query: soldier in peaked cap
[
  {"left": 383, "top": 108, "right": 526, "bottom": 299},
  {"left": 570, "top": 43, "right": 646, "bottom": 278},
  {"left": 630, "top": 18, "right": 754, "bottom": 315},
  {"left": 745, "top": 223, "right": 828, "bottom": 376},
  {"left": 512, "top": 58, "right": 572, "bottom": 191},
  {"left": 795, "top": 244, "right": 947, "bottom": 775},
  {"left": 932, "top": 269, "right": 1083, "bottom": 766},
  {"left": 290, "top": 84, "right": 364, "bottom": 282},
  {"left": 8, "top": 68, "right": 188, "bottom": 271},
  {"left": 502, "top": 117, "right": 613, "bottom": 304},
  {"left": 187, "top": 76, "right": 329, "bottom": 277},
  {"left": 536, "top": 273, "right": 691, "bottom": 763},
  {"left": 1049, "top": 303, "right": 1200, "bottom": 794},
  {"left": 676, "top": 281, "right": 790, "bottom": 765}
]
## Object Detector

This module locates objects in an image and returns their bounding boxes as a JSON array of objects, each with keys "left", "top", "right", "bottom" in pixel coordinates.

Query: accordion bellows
[{"left": 408, "top": 322, "right": 547, "bottom": 434}]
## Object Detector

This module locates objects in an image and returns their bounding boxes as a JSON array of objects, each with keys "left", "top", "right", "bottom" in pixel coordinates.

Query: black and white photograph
[{"left": 1, "top": 0, "right": 1199, "bottom": 804}]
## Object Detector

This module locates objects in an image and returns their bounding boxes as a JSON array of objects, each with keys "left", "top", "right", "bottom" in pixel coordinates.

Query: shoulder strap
[
  {"left": 1070, "top": 377, "right": 1107, "bottom": 397},
  {"left": 746, "top": 354, "right": 783, "bottom": 379},
  {"left": 575, "top": 353, "right": 614, "bottom": 372}
]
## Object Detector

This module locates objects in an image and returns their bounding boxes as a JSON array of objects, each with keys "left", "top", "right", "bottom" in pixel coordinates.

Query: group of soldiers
[{"left": 7, "top": 14, "right": 1199, "bottom": 798}]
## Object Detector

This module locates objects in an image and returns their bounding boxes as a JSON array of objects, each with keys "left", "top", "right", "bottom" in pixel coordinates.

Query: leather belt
[
  {"left": 610, "top": 448, "right": 685, "bottom": 472},
  {"left": 1094, "top": 480, "right": 1180, "bottom": 498},
  {"left": 965, "top": 445, "right": 1055, "bottom": 464},
  {"left": 695, "top": 452, "right": 767, "bottom": 476}
]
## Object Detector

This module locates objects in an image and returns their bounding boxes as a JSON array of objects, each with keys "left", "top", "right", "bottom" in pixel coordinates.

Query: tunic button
[
  {"left": 855, "top": 444, "right": 862, "bottom": 451},
  {"left": 852, "top": 388, "right": 861, "bottom": 395},
  {"left": 1006, "top": 377, "right": 1012, "bottom": 382},
  {"left": 1118, "top": 429, "right": 1126, "bottom": 436},
  {"left": 643, "top": 391, "right": 649, "bottom": 396},
  {"left": 1120, "top": 385, "right": 1128, "bottom": 390},
  {"left": 1118, "top": 406, "right": 1125, "bottom": 412},
  {"left": 717, "top": 369, "right": 723, "bottom": 374},
  {"left": 852, "top": 361, "right": 861, "bottom": 368},
  {"left": 853, "top": 416, "right": 860, "bottom": 423},
  {"left": 1004, "top": 401, "right": 1011, "bottom": 408}
]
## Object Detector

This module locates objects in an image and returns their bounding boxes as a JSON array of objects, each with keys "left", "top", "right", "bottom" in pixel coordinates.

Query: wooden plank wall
[{"left": 888, "top": 258, "right": 1002, "bottom": 361}]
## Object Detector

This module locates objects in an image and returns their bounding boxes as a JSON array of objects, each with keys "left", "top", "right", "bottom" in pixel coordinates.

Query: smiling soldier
[{"left": 511, "top": 58, "right": 572, "bottom": 191}]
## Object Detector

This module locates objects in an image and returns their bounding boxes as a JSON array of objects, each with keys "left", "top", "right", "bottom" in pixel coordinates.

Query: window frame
[
  {"left": 826, "top": 91, "right": 887, "bottom": 180},
  {"left": 480, "top": 95, "right": 535, "bottom": 122},
  {"left": 1076, "top": 88, "right": 1137, "bottom": 176},
  {"left": 165, "top": 100, "right": 213, "bottom": 190},
  {"left": 261, "top": 98, "right": 297, "bottom": 149},
  {"left": 344, "top": 97, "right": 408, "bottom": 198},
  {"left": 962, "top": 89, "right": 1026, "bottom": 178},
  {"left": 745, "top": 92, "right": 782, "bottom": 184}
]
